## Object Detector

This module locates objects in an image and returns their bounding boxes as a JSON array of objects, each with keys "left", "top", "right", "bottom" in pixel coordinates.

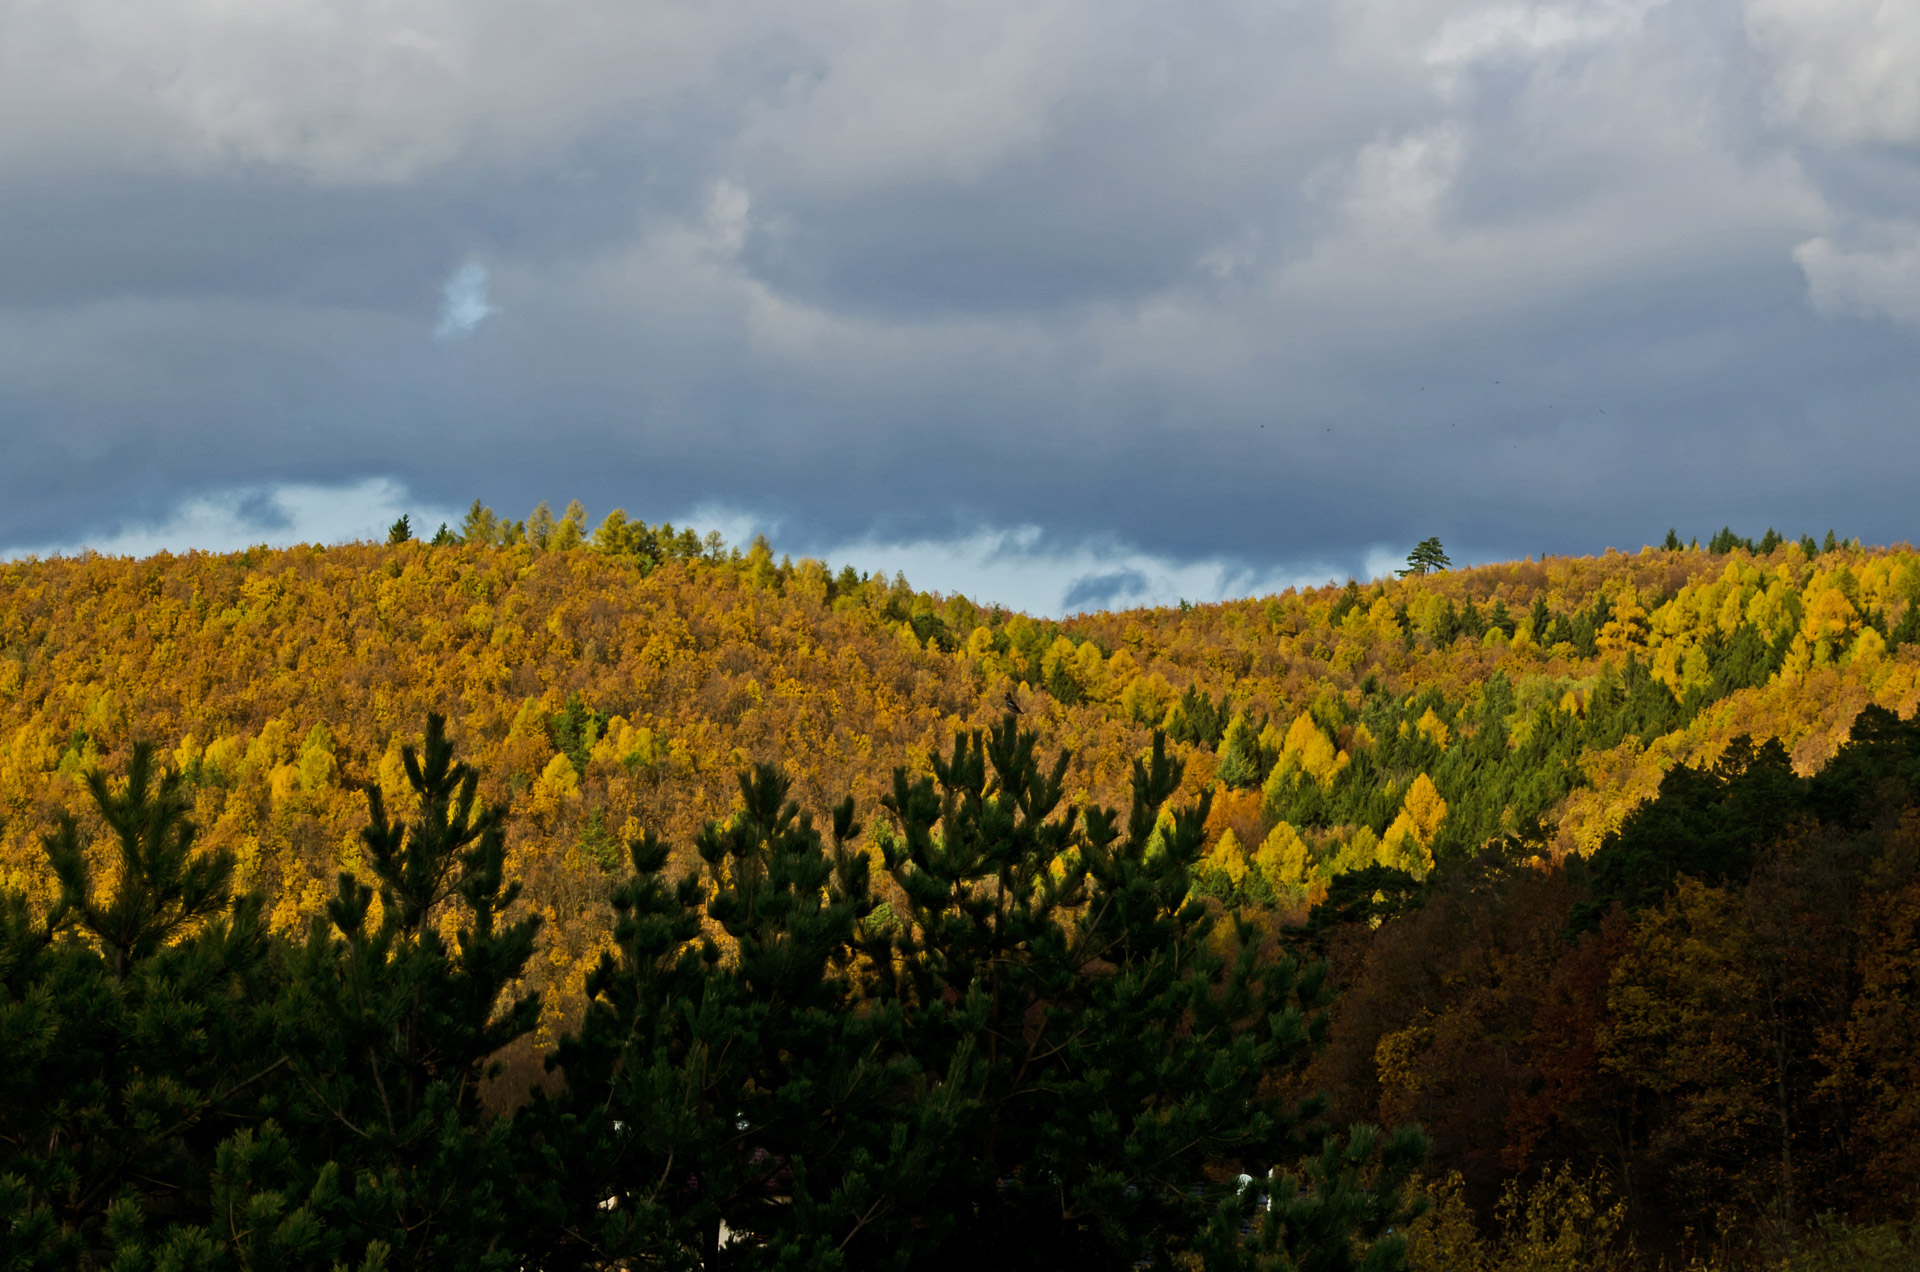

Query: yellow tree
[{"left": 1380, "top": 774, "right": 1446, "bottom": 878}]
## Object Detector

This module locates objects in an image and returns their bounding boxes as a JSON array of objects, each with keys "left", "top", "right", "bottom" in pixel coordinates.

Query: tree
[
  {"left": 1399, "top": 538, "right": 1451, "bottom": 577},
  {"left": 387, "top": 513, "right": 413, "bottom": 544},
  {"left": 1708, "top": 526, "right": 1754, "bottom": 555},
  {"left": 1662, "top": 528, "right": 1682, "bottom": 551},
  {"left": 1329, "top": 579, "right": 1364, "bottom": 626},
  {"left": 269, "top": 712, "right": 543, "bottom": 1270},
  {"left": 549, "top": 502, "right": 586, "bottom": 552},
  {"left": 1217, "top": 711, "right": 1266, "bottom": 789},
  {"left": 536, "top": 719, "right": 1429, "bottom": 1270},
  {"left": 525, "top": 501, "right": 556, "bottom": 550},
  {"left": 0, "top": 745, "right": 278, "bottom": 1266},
  {"left": 1165, "top": 684, "right": 1231, "bottom": 748},
  {"left": 1594, "top": 874, "right": 1827, "bottom": 1243},
  {"left": 881, "top": 721, "right": 1425, "bottom": 1270},
  {"left": 528, "top": 765, "right": 912, "bottom": 1270},
  {"left": 459, "top": 499, "right": 499, "bottom": 546}
]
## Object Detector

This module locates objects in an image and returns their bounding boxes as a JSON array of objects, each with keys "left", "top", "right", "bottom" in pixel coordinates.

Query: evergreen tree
[
  {"left": 0, "top": 745, "right": 282, "bottom": 1268},
  {"left": 549, "top": 691, "right": 603, "bottom": 773},
  {"left": 1661, "top": 528, "right": 1681, "bottom": 551},
  {"left": 535, "top": 720, "right": 1428, "bottom": 1269},
  {"left": 387, "top": 514, "right": 413, "bottom": 545},
  {"left": 1890, "top": 603, "right": 1920, "bottom": 653},
  {"left": 269, "top": 713, "right": 543, "bottom": 1269},
  {"left": 1166, "top": 685, "right": 1231, "bottom": 749},
  {"left": 458, "top": 499, "right": 500, "bottom": 546},
  {"left": 1329, "top": 579, "right": 1364, "bottom": 626},
  {"left": 2, "top": 714, "right": 1429, "bottom": 1272},
  {"left": 528, "top": 766, "right": 920, "bottom": 1269},
  {"left": 1218, "top": 711, "right": 1267, "bottom": 789},
  {"left": 876, "top": 721, "right": 1425, "bottom": 1269},
  {"left": 1399, "top": 538, "right": 1451, "bottom": 577},
  {"left": 1529, "top": 595, "right": 1551, "bottom": 641}
]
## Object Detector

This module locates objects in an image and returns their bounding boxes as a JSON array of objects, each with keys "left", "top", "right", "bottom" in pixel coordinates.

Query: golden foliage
[
  {"left": 1254, "top": 820, "right": 1312, "bottom": 892},
  {"left": 1202, "top": 827, "right": 1247, "bottom": 886},
  {"left": 7, "top": 531, "right": 1920, "bottom": 1031},
  {"left": 1405, "top": 1167, "right": 1633, "bottom": 1272}
]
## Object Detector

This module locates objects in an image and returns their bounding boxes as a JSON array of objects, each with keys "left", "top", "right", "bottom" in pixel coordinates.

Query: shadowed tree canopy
[{"left": 0, "top": 713, "right": 1427, "bottom": 1271}]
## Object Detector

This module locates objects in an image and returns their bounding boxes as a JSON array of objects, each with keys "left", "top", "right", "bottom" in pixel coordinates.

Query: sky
[{"left": 3, "top": 0, "right": 1917, "bottom": 614}]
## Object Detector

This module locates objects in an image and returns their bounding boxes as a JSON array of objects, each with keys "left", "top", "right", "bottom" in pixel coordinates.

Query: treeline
[
  {"left": 1675, "top": 525, "right": 1858, "bottom": 558},
  {"left": 0, "top": 713, "right": 1426, "bottom": 1270},
  {"left": 426, "top": 496, "right": 1064, "bottom": 657}
]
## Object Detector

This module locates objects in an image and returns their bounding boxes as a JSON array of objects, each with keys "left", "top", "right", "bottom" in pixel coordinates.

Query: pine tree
[
  {"left": 0, "top": 744, "right": 280, "bottom": 1267},
  {"left": 271, "top": 713, "right": 543, "bottom": 1270},
  {"left": 535, "top": 721, "right": 1428, "bottom": 1270},
  {"left": 1399, "top": 538, "right": 1451, "bottom": 576},
  {"left": 880, "top": 720, "right": 1425, "bottom": 1269},
  {"left": 1218, "top": 711, "right": 1266, "bottom": 789},
  {"left": 387, "top": 513, "right": 413, "bottom": 544}
]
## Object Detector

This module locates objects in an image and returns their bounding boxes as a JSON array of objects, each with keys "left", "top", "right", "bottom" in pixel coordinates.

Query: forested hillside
[
  {"left": 3, "top": 513, "right": 1917, "bottom": 1031},
  {"left": 5, "top": 510, "right": 1920, "bottom": 1264}
]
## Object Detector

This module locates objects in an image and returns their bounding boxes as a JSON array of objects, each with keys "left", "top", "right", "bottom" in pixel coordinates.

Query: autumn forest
[{"left": 6, "top": 503, "right": 1920, "bottom": 1269}]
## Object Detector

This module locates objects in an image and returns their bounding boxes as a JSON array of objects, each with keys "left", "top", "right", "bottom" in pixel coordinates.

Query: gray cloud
[
  {"left": 1063, "top": 570, "right": 1152, "bottom": 613},
  {"left": 436, "top": 262, "right": 498, "bottom": 340},
  {"left": 3, "top": 0, "right": 1919, "bottom": 597}
]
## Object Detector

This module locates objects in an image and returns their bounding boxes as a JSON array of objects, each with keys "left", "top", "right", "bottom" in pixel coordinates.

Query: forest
[{"left": 4, "top": 503, "right": 1920, "bottom": 1267}]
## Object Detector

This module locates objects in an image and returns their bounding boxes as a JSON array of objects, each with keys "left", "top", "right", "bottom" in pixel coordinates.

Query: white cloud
[
  {"left": 1343, "top": 127, "right": 1465, "bottom": 235},
  {"left": 1426, "top": 0, "right": 1668, "bottom": 80},
  {"left": 690, "top": 503, "right": 1398, "bottom": 616},
  {"left": 1795, "top": 225, "right": 1920, "bottom": 330},
  {"left": 435, "top": 261, "right": 497, "bottom": 340},
  {"left": 1746, "top": 0, "right": 1920, "bottom": 144},
  {"left": 3, "top": 478, "right": 458, "bottom": 559},
  {"left": 0, "top": 0, "right": 731, "bottom": 181}
]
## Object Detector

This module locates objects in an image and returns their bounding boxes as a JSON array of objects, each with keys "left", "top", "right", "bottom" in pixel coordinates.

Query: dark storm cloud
[{"left": 4, "top": 0, "right": 1920, "bottom": 609}]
